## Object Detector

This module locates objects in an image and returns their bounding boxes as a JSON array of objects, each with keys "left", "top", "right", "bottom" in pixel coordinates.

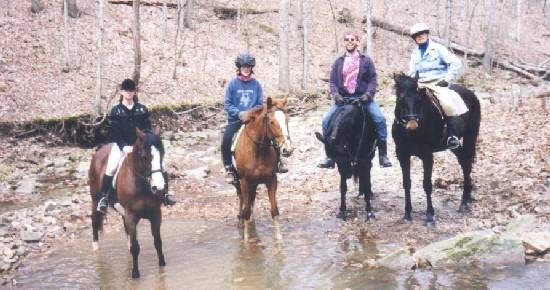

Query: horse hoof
[
  {"left": 92, "top": 241, "right": 99, "bottom": 251},
  {"left": 336, "top": 211, "right": 346, "bottom": 220},
  {"left": 159, "top": 260, "right": 166, "bottom": 267},
  {"left": 366, "top": 212, "right": 376, "bottom": 221},
  {"left": 402, "top": 215, "right": 412, "bottom": 222},
  {"left": 425, "top": 220, "right": 436, "bottom": 228},
  {"left": 458, "top": 204, "right": 470, "bottom": 213},
  {"left": 132, "top": 270, "right": 140, "bottom": 279}
]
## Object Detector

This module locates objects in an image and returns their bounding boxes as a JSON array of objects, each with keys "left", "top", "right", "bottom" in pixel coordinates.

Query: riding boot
[
  {"left": 224, "top": 165, "right": 238, "bottom": 185},
  {"left": 97, "top": 174, "right": 114, "bottom": 214},
  {"left": 318, "top": 157, "right": 335, "bottom": 169},
  {"left": 162, "top": 172, "right": 176, "bottom": 206},
  {"left": 377, "top": 140, "right": 392, "bottom": 168},
  {"left": 446, "top": 116, "right": 463, "bottom": 150}
]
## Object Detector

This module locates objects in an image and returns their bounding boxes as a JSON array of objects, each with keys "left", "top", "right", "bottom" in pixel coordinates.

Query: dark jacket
[
  {"left": 329, "top": 53, "right": 377, "bottom": 100},
  {"left": 109, "top": 103, "right": 152, "bottom": 150}
]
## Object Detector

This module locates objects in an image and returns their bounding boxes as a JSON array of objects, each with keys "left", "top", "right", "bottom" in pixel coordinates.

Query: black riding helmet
[
  {"left": 235, "top": 53, "right": 256, "bottom": 68},
  {"left": 121, "top": 78, "right": 136, "bottom": 91}
]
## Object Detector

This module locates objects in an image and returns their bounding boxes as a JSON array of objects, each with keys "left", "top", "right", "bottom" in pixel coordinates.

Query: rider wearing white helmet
[{"left": 408, "top": 23, "right": 468, "bottom": 149}]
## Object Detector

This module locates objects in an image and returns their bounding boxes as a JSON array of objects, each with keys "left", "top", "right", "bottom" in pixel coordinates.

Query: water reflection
[{"left": 12, "top": 218, "right": 550, "bottom": 290}]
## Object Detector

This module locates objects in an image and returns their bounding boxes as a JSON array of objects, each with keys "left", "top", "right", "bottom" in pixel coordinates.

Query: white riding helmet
[{"left": 410, "top": 23, "right": 430, "bottom": 37}]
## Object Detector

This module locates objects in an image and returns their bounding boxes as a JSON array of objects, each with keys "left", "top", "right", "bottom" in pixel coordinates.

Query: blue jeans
[{"left": 322, "top": 99, "right": 387, "bottom": 142}]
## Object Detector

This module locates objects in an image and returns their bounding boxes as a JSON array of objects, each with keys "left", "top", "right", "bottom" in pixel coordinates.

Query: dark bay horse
[
  {"left": 392, "top": 73, "right": 481, "bottom": 227},
  {"left": 233, "top": 96, "right": 293, "bottom": 241},
  {"left": 89, "top": 128, "right": 167, "bottom": 278},
  {"left": 316, "top": 100, "right": 377, "bottom": 220}
]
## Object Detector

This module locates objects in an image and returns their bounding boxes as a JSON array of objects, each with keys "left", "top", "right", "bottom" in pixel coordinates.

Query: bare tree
[
  {"left": 95, "top": 0, "right": 105, "bottom": 116},
  {"left": 31, "top": 0, "right": 44, "bottom": 13},
  {"left": 516, "top": 0, "right": 522, "bottom": 41},
  {"left": 67, "top": 0, "right": 80, "bottom": 18},
  {"left": 162, "top": 1, "right": 168, "bottom": 41},
  {"left": 133, "top": 0, "right": 142, "bottom": 86},
  {"left": 300, "top": 0, "right": 309, "bottom": 89},
  {"left": 463, "top": 0, "right": 479, "bottom": 71},
  {"left": 172, "top": 0, "right": 184, "bottom": 79},
  {"left": 483, "top": 0, "right": 497, "bottom": 72},
  {"left": 279, "top": 0, "right": 290, "bottom": 92},
  {"left": 444, "top": 0, "right": 452, "bottom": 48},
  {"left": 327, "top": 0, "right": 339, "bottom": 54},
  {"left": 435, "top": 0, "right": 441, "bottom": 36},
  {"left": 184, "top": 0, "right": 192, "bottom": 29},
  {"left": 364, "top": 0, "right": 374, "bottom": 56},
  {"left": 63, "top": 0, "right": 70, "bottom": 73}
]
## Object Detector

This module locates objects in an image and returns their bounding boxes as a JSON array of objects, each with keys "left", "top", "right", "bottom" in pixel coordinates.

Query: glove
[
  {"left": 360, "top": 94, "right": 372, "bottom": 102},
  {"left": 238, "top": 111, "right": 248, "bottom": 121},
  {"left": 436, "top": 80, "right": 449, "bottom": 87},
  {"left": 334, "top": 95, "right": 344, "bottom": 105},
  {"left": 122, "top": 146, "right": 133, "bottom": 154}
]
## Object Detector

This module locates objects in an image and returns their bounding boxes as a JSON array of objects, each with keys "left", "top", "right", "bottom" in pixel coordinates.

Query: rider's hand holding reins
[
  {"left": 436, "top": 80, "right": 449, "bottom": 87},
  {"left": 335, "top": 94, "right": 344, "bottom": 105},
  {"left": 360, "top": 94, "right": 373, "bottom": 102},
  {"left": 238, "top": 111, "right": 249, "bottom": 121}
]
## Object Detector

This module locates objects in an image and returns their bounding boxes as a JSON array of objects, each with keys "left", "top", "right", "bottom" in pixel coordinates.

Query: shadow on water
[{"left": 13, "top": 217, "right": 550, "bottom": 290}]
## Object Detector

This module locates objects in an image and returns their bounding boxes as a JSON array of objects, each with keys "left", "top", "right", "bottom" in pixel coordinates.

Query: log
[
  {"left": 108, "top": 0, "right": 178, "bottom": 8},
  {"left": 370, "top": 17, "right": 484, "bottom": 58},
  {"left": 495, "top": 61, "right": 541, "bottom": 81},
  {"left": 213, "top": 6, "right": 278, "bottom": 20}
]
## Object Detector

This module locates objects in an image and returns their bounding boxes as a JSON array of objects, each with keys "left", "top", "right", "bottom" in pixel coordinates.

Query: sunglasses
[{"left": 344, "top": 37, "right": 356, "bottom": 42}]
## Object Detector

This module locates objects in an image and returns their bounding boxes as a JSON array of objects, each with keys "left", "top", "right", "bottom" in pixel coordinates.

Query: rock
[
  {"left": 2, "top": 249, "right": 14, "bottom": 259},
  {"left": 44, "top": 200, "right": 56, "bottom": 212},
  {"left": 76, "top": 161, "right": 89, "bottom": 177},
  {"left": 376, "top": 248, "right": 415, "bottom": 270},
  {"left": 413, "top": 230, "right": 525, "bottom": 268},
  {"left": 184, "top": 166, "right": 210, "bottom": 179},
  {"left": 15, "top": 246, "right": 25, "bottom": 257},
  {"left": 20, "top": 231, "right": 43, "bottom": 243},
  {"left": 522, "top": 232, "right": 550, "bottom": 254},
  {"left": 503, "top": 215, "right": 538, "bottom": 236},
  {"left": 14, "top": 177, "right": 37, "bottom": 195},
  {"left": 0, "top": 262, "right": 10, "bottom": 272}
]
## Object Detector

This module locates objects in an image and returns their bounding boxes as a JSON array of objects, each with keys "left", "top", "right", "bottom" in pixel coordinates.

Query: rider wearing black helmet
[{"left": 221, "top": 53, "right": 288, "bottom": 184}]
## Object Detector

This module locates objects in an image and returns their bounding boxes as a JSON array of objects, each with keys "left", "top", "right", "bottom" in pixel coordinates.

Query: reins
[{"left": 244, "top": 108, "right": 290, "bottom": 149}]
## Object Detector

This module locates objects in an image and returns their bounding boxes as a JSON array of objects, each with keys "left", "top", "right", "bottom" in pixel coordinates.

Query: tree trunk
[
  {"left": 95, "top": 0, "right": 105, "bottom": 116},
  {"left": 63, "top": 0, "right": 70, "bottom": 73},
  {"left": 184, "top": 0, "right": 192, "bottom": 29},
  {"left": 31, "top": 0, "right": 44, "bottom": 13},
  {"left": 67, "top": 0, "right": 80, "bottom": 18},
  {"left": 133, "top": 0, "right": 142, "bottom": 87},
  {"left": 279, "top": 0, "right": 290, "bottom": 92},
  {"left": 445, "top": 0, "right": 452, "bottom": 48},
  {"left": 364, "top": 0, "right": 374, "bottom": 56},
  {"left": 482, "top": 0, "right": 497, "bottom": 72},
  {"left": 327, "top": 0, "right": 339, "bottom": 55},
  {"left": 162, "top": 1, "right": 168, "bottom": 41},
  {"left": 301, "top": 0, "right": 308, "bottom": 89},
  {"left": 172, "top": 0, "right": 183, "bottom": 79},
  {"left": 516, "top": 0, "right": 521, "bottom": 42},
  {"left": 435, "top": 0, "right": 441, "bottom": 36}
]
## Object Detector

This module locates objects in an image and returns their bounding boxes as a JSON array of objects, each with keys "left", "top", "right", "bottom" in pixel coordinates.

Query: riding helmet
[
  {"left": 410, "top": 23, "right": 430, "bottom": 38},
  {"left": 235, "top": 53, "right": 256, "bottom": 68},
  {"left": 121, "top": 78, "right": 137, "bottom": 91}
]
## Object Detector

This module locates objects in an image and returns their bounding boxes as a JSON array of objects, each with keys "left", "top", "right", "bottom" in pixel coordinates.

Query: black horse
[
  {"left": 392, "top": 73, "right": 481, "bottom": 227},
  {"left": 316, "top": 100, "right": 377, "bottom": 220}
]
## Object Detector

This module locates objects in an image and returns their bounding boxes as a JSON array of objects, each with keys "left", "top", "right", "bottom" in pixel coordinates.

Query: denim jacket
[{"left": 408, "top": 40, "right": 462, "bottom": 83}]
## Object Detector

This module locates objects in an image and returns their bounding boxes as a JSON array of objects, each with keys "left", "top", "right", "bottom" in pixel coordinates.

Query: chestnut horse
[
  {"left": 233, "top": 96, "right": 293, "bottom": 241},
  {"left": 89, "top": 128, "right": 167, "bottom": 278}
]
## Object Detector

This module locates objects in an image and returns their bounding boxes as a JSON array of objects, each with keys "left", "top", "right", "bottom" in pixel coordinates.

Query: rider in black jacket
[{"left": 96, "top": 79, "right": 176, "bottom": 214}]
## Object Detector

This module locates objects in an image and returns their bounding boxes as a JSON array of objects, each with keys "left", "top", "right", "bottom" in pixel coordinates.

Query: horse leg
[
  {"left": 126, "top": 214, "right": 141, "bottom": 278},
  {"left": 337, "top": 172, "right": 348, "bottom": 220},
  {"left": 422, "top": 154, "right": 435, "bottom": 227},
  {"left": 455, "top": 150, "right": 473, "bottom": 213},
  {"left": 91, "top": 207, "right": 103, "bottom": 251},
  {"left": 398, "top": 154, "right": 413, "bottom": 221},
  {"left": 248, "top": 183, "right": 259, "bottom": 223},
  {"left": 122, "top": 216, "right": 130, "bottom": 250},
  {"left": 361, "top": 162, "right": 375, "bottom": 221},
  {"left": 239, "top": 179, "right": 252, "bottom": 242},
  {"left": 266, "top": 177, "right": 282, "bottom": 241},
  {"left": 150, "top": 212, "right": 166, "bottom": 267}
]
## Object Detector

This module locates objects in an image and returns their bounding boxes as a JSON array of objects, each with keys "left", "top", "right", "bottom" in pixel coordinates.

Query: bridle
[
  {"left": 395, "top": 88, "right": 424, "bottom": 127},
  {"left": 244, "top": 108, "right": 291, "bottom": 150}
]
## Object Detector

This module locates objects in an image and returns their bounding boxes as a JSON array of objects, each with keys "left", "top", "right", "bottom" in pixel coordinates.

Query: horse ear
[
  {"left": 153, "top": 125, "right": 161, "bottom": 135},
  {"left": 414, "top": 71, "right": 419, "bottom": 81},
  {"left": 136, "top": 128, "right": 145, "bottom": 139},
  {"left": 267, "top": 97, "right": 273, "bottom": 109}
]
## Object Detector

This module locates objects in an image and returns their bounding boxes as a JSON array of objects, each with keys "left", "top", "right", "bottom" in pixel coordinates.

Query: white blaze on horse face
[
  {"left": 274, "top": 111, "right": 292, "bottom": 154},
  {"left": 150, "top": 146, "right": 165, "bottom": 191}
]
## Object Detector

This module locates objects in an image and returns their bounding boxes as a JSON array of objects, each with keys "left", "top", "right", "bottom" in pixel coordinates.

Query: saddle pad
[
  {"left": 230, "top": 126, "right": 245, "bottom": 153},
  {"left": 112, "top": 154, "right": 127, "bottom": 190},
  {"left": 419, "top": 82, "right": 469, "bottom": 116}
]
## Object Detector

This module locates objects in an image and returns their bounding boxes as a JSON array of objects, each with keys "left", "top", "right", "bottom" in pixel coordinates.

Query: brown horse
[
  {"left": 89, "top": 127, "right": 167, "bottom": 278},
  {"left": 233, "top": 96, "right": 293, "bottom": 241}
]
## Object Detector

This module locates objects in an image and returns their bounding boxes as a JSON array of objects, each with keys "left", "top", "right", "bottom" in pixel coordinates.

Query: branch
[
  {"left": 212, "top": 6, "right": 278, "bottom": 19},
  {"left": 108, "top": 0, "right": 178, "bottom": 8}
]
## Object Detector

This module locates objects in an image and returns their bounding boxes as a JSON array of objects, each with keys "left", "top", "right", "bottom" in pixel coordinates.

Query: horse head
[
  {"left": 134, "top": 127, "right": 166, "bottom": 193},
  {"left": 326, "top": 101, "right": 362, "bottom": 158},
  {"left": 241, "top": 96, "right": 293, "bottom": 157},
  {"left": 393, "top": 72, "right": 425, "bottom": 132}
]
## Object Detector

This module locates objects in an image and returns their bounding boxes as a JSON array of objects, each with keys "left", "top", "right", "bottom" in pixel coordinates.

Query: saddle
[
  {"left": 423, "top": 88, "right": 446, "bottom": 120},
  {"left": 230, "top": 126, "right": 245, "bottom": 154},
  {"left": 112, "top": 153, "right": 129, "bottom": 190}
]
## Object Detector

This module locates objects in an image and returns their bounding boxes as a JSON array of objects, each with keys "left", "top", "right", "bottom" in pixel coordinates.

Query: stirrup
[
  {"left": 447, "top": 136, "right": 460, "bottom": 150},
  {"left": 224, "top": 168, "right": 238, "bottom": 185},
  {"left": 97, "top": 196, "right": 108, "bottom": 214}
]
